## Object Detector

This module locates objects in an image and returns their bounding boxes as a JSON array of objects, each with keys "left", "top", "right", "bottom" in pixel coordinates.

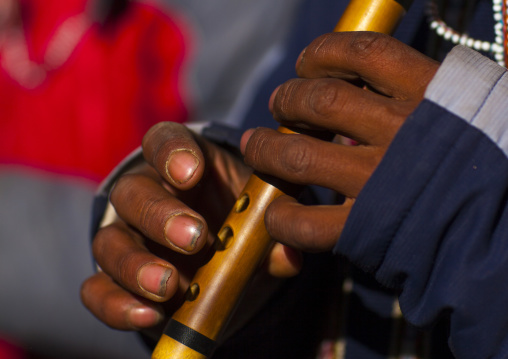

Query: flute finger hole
[
  {"left": 185, "top": 283, "right": 200, "bottom": 301},
  {"left": 215, "top": 226, "right": 234, "bottom": 251},
  {"left": 234, "top": 194, "right": 250, "bottom": 213}
]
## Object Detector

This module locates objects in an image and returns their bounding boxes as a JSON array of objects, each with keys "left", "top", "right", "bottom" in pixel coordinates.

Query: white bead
[
  {"left": 493, "top": 4, "right": 502, "bottom": 11},
  {"left": 492, "top": 43, "right": 503, "bottom": 53},
  {"left": 495, "top": 52, "right": 504, "bottom": 61},
  {"left": 430, "top": 21, "right": 439, "bottom": 29},
  {"left": 496, "top": 36, "right": 504, "bottom": 44},
  {"left": 444, "top": 30, "right": 453, "bottom": 40},
  {"left": 466, "top": 38, "right": 474, "bottom": 47},
  {"left": 437, "top": 26, "right": 445, "bottom": 36},
  {"left": 452, "top": 34, "right": 460, "bottom": 43},
  {"left": 473, "top": 40, "right": 482, "bottom": 50},
  {"left": 494, "top": 12, "right": 503, "bottom": 21},
  {"left": 482, "top": 41, "right": 492, "bottom": 51},
  {"left": 460, "top": 35, "right": 468, "bottom": 45}
]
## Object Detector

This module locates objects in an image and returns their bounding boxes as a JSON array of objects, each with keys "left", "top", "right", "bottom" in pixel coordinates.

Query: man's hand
[
  {"left": 241, "top": 32, "right": 440, "bottom": 252},
  {"left": 81, "top": 123, "right": 301, "bottom": 333}
]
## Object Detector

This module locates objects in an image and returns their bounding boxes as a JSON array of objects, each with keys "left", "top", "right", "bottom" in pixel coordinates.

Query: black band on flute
[{"left": 164, "top": 319, "right": 216, "bottom": 357}]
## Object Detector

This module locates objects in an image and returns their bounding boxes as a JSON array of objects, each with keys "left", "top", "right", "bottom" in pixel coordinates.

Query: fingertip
[
  {"left": 268, "top": 85, "right": 282, "bottom": 113},
  {"left": 127, "top": 304, "right": 165, "bottom": 330},
  {"left": 266, "top": 243, "right": 302, "bottom": 278},
  {"left": 295, "top": 47, "right": 306, "bottom": 74},
  {"left": 240, "top": 128, "right": 256, "bottom": 156},
  {"left": 80, "top": 272, "right": 165, "bottom": 331},
  {"left": 141, "top": 122, "right": 204, "bottom": 190},
  {"left": 80, "top": 275, "right": 97, "bottom": 309},
  {"left": 283, "top": 244, "right": 304, "bottom": 271}
]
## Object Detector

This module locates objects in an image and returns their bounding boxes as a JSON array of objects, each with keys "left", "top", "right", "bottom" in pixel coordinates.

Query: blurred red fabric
[
  {"left": 0, "top": 0, "right": 189, "bottom": 182},
  {"left": 0, "top": 337, "right": 25, "bottom": 359}
]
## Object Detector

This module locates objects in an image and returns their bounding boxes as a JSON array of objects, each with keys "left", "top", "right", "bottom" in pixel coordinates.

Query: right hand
[{"left": 80, "top": 122, "right": 302, "bottom": 333}]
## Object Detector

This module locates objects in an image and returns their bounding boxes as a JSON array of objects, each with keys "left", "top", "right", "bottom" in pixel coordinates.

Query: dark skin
[{"left": 81, "top": 32, "right": 439, "bottom": 333}]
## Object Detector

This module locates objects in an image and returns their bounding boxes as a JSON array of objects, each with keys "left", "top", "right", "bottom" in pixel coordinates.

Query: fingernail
[
  {"left": 166, "top": 149, "right": 199, "bottom": 184},
  {"left": 137, "top": 263, "right": 173, "bottom": 298},
  {"left": 127, "top": 305, "right": 164, "bottom": 329},
  {"left": 164, "top": 213, "right": 203, "bottom": 252}
]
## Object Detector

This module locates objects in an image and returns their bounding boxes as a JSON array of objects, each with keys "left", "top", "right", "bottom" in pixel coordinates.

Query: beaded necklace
[{"left": 427, "top": 0, "right": 507, "bottom": 66}]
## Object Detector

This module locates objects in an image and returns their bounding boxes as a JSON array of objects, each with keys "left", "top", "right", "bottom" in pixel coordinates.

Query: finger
[
  {"left": 265, "top": 196, "right": 353, "bottom": 252},
  {"left": 264, "top": 243, "right": 303, "bottom": 278},
  {"left": 270, "top": 77, "right": 406, "bottom": 145},
  {"left": 296, "top": 32, "right": 439, "bottom": 100},
  {"left": 93, "top": 222, "right": 180, "bottom": 302},
  {"left": 81, "top": 272, "right": 165, "bottom": 330},
  {"left": 142, "top": 122, "right": 204, "bottom": 190},
  {"left": 111, "top": 173, "right": 208, "bottom": 254},
  {"left": 242, "top": 128, "right": 380, "bottom": 198}
]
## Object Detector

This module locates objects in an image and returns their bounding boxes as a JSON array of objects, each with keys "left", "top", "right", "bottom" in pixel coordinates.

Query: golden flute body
[{"left": 152, "top": 0, "right": 411, "bottom": 358}]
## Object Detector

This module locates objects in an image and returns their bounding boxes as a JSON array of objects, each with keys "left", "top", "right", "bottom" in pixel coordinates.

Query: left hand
[
  {"left": 241, "top": 31, "right": 440, "bottom": 252},
  {"left": 81, "top": 123, "right": 301, "bottom": 333}
]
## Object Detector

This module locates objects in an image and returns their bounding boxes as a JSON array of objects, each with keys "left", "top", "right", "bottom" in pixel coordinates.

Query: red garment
[
  {"left": 0, "top": 0, "right": 189, "bottom": 182},
  {"left": 0, "top": 338, "right": 25, "bottom": 359}
]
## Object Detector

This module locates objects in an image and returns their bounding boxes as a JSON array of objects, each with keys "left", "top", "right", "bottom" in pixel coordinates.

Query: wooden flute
[{"left": 152, "top": 0, "right": 412, "bottom": 358}]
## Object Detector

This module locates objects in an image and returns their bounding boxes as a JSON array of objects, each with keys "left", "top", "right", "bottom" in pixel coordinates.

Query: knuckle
[
  {"left": 92, "top": 224, "right": 133, "bottom": 269},
  {"left": 294, "top": 217, "right": 336, "bottom": 252},
  {"left": 146, "top": 121, "right": 167, "bottom": 136},
  {"left": 244, "top": 129, "right": 271, "bottom": 166},
  {"left": 280, "top": 137, "right": 314, "bottom": 178},
  {"left": 143, "top": 121, "right": 180, "bottom": 144},
  {"left": 273, "top": 79, "right": 301, "bottom": 118},
  {"left": 110, "top": 173, "right": 138, "bottom": 204},
  {"left": 294, "top": 217, "right": 318, "bottom": 246},
  {"left": 92, "top": 225, "right": 116, "bottom": 259},
  {"left": 142, "top": 122, "right": 167, "bottom": 151},
  {"left": 305, "top": 33, "right": 334, "bottom": 61},
  {"left": 114, "top": 250, "right": 141, "bottom": 287},
  {"left": 309, "top": 79, "right": 340, "bottom": 117},
  {"left": 348, "top": 32, "right": 391, "bottom": 64},
  {"left": 137, "top": 196, "right": 166, "bottom": 237},
  {"left": 110, "top": 174, "right": 167, "bottom": 236}
]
